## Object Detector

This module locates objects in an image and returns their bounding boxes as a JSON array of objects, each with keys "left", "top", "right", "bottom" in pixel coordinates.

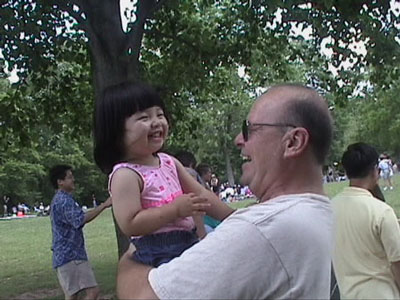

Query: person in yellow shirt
[{"left": 333, "top": 142, "right": 400, "bottom": 299}]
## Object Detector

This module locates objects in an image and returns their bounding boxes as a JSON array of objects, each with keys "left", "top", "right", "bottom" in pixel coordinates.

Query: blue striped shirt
[{"left": 50, "top": 190, "right": 87, "bottom": 268}]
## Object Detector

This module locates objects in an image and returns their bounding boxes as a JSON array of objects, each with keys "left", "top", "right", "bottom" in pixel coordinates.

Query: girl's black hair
[{"left": 93, "top": 82, "right": 167, "bottom": 174}]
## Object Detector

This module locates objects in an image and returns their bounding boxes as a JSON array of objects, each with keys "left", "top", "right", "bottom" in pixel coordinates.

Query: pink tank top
[{"left": 108, "top": 153, "right": 195, "bottom": 236}]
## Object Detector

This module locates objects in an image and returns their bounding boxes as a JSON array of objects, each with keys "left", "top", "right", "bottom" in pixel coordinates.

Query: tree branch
[
  {"left": 153, "top": 0, "right": 169, "bottom": 15},
  {"left": 123, "top": 1, "right": 156, "bottom": 65},
  {"left": 143, "top": 28, "right": 213, "bottom": 58},
  {"left": 64, "top": 7, "right": 88, "bottom": 31},
  {"left": 44, "top": 0, "right": 88, "bottom": 32},
  {"left": 81, "top": 0, "right": 126, "bottom": 62}
]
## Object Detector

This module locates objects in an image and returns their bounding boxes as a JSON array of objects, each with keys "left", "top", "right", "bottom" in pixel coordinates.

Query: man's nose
[{"left": 234, "top": 133, "right": 244, "bottom": 147}]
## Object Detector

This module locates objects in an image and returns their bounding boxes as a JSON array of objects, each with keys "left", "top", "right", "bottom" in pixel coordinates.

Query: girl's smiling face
[{"left": 123, "top": 106, "right": 169, "bottom": 161}]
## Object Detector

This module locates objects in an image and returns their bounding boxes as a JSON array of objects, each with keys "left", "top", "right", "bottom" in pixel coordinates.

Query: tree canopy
[{"left": 1, "top": 0, "right": 400, "bottom": 186}]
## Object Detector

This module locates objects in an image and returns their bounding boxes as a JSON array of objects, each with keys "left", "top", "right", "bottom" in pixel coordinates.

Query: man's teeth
[{"left": 242, "top": 155, "right": 251, "bottom": 162}]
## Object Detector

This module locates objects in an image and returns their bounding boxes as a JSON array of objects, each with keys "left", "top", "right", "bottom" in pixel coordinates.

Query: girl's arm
[
  {"left": 111, "top": 168, "right": 209, "bottom": 237},
  {"left": 173, "top": 158, "right": 234, "bottom": 221}
]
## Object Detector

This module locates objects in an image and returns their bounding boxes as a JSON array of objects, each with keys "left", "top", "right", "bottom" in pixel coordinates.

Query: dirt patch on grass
[
  {"left": 12, "top": 288, "right": 62, "bottom": 299},
  {"left": 11, "top": 289, "right": 115, "bottom": 300}
]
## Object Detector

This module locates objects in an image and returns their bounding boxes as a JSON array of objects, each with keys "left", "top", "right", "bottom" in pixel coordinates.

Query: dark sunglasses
[{"left": 242, "top": 120, "right": 296, "bottom": 142}]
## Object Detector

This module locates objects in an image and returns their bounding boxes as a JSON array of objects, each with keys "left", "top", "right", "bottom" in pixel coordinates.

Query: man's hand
[
  {"left": 117, "top": 252, "right": 158, "bottom": 299},
  {"left": 102, "top": 196, "right": 112, "bottom": 208},
  {"left": 84, "top": 196, "right": 112, "bottom": 224},
  {"left": 172, "top": 193, "right": 211, "bottom": 218}
]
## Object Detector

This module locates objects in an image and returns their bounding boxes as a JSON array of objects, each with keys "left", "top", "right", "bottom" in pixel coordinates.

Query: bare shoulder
[
  {"left": 171, "top": 156, "right": 184, "bottom": 169},
  {"left": 111, "top": 167, "right": 143, "bottom": 193}
]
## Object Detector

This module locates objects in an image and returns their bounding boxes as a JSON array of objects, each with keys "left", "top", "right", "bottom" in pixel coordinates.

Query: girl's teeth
[{"left": 151, "top": 132, "right": 161, "bottom": 138}]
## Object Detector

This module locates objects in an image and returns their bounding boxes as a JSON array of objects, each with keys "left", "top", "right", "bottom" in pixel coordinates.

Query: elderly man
[
  {"left": 332, "top": 143, "right": 400, "bottom": 299},
  {"left": 117, "top": 84, "right": 334, "bottom": 299}
]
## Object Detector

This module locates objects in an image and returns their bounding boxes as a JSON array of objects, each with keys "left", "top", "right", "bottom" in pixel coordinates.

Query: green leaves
[
  {"left": 0, "top": 49, "right": 100, "bottom": 207},
  {"left": 1, "top": 0, "right": 400, "bottom": 187}
]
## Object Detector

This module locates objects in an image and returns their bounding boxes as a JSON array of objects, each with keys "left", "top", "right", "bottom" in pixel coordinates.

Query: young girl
[{"left": 94, "top": 82, "right": 233, "bottom": 267}]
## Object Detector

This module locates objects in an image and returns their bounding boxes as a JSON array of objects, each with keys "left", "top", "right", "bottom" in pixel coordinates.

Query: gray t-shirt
[{"left": 149, "top": 193, "right": 333, "bottom": 299}]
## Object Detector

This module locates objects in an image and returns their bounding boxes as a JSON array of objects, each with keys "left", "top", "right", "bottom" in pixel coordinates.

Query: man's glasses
[{"left": 242, "top": 120, "right": 296, "bottom": 142}]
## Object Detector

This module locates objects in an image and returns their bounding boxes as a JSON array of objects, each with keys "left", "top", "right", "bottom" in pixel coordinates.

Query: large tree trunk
[
  {"left": 71, "top": 0, "right": 167, "bottom": 259},
  {"left": 77, "top": 0, "right": 165, "bottom": 96},
  {"left": 224, "top": 113, "right": 235, "bottom": 186},
  {"left": 224, "top": 146, "right": 235, "bottom": 186},
  {"left": 112, "top": 210, "right": 131, "bottom": 258},
  {"left": 81, "top": 0, "right": 137, "bottom": 98}
]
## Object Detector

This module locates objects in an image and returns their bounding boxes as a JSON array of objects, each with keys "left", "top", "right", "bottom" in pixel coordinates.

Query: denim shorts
[{"left": 131, "top": 230, "right": 198, "bottom": 267}]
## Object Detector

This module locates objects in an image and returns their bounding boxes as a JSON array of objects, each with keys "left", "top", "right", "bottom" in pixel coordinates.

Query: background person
[
  {"left": 196, "top": 163, "right": 212, "bottom": 190},
  {"left": 49, "top": 164, "right": 112, "bottom": 300},
  {"left": 210, "top": 174, "right": 219, "bottom": 194},
  {"left": 175, "top": 151, "right": 221, "bottom": 233},
  {"left": 116, "top": 83, "right": 334, "bottom": 299},
  {"left": 175, "top": 150, "right": 203, "bottom": 183},
  {"left": 379, "top": 154, "right": 394, "bottom": 190},
  {"left": 332, "top": 143, "right": 400, "bottom": 299},
  {"left": 92, "top": 193, "right": 97, "bottom": 208},
  {"left": 2, "top": 195, "right": 10, "bottom": 217}
]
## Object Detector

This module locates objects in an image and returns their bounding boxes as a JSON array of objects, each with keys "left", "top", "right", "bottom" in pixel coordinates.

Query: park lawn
[
  {"left": 324, "top": 174, "right": 400, "bottom": 216},
  {"left": 1, "top": 177, "right": 399, "bottom": 299},
  {"left": 0, "top": 209, "right": 118, "bottom": 299}
]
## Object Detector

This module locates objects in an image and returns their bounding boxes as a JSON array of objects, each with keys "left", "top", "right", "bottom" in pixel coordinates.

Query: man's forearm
[
  {"left": 84, "top": 203, "right": 108, "bottom": 224},
  {"left": 204, "top": 190, "right": 234, "bottom": 221}
]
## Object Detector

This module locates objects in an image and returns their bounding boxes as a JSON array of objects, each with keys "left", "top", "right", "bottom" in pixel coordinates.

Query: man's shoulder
[
  {"left": 52, "top": 191, "right": 78, "bottom": 208},
  {"left": 230, "top": 193, "right": 330, "bottom": 226},
  {"left": 333, "top": 187, "right": 369, "bottom": 199},
  {"left": 333, "top": 187, "right": 392, "bottom": 211}
]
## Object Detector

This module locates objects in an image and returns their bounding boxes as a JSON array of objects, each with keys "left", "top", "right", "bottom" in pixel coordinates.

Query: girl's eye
[
  {"left": 138, "top": 115, "right": 148, "bottom": 121},
  {"left": 157, "top": 113, "right": 165, "bottom": 118}
]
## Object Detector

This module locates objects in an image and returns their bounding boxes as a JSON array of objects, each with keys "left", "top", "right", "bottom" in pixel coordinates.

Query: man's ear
[
  {"left": 282, "top": 128, "right": 309, "bottom": 159},
  {"left": 57, "top": 178, "right": 63, "bottom": 188},
  {"left": 372, "top": 167, "right": 380, "bottom": 185}
]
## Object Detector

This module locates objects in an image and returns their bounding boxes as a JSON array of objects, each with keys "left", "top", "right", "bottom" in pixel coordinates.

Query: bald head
[{"left": 260, "top": 84, "right": 333, "bottom": 165}]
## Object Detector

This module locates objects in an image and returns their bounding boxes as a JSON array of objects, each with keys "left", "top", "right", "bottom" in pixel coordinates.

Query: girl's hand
[{"left": 172, "top": 193, "right": 211, "bottom": 218}]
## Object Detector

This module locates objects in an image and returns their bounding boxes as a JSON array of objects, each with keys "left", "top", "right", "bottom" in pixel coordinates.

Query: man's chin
[{"left": 239, "top": 175, "right": 250, "bottom": 187}]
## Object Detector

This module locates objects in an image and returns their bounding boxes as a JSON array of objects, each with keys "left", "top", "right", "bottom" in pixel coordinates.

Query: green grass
[
  {"left": 0, "top": 209, "right": 118, "bottom": 299},
  {"left": 324, "top": 175, "right": 400, "bottom": 216},
  {"left": 228, "top": 198, "right": 256, "bottom": 209},
  {"left": 1, "top": 178, "right": 399, "bottom": 298}
]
